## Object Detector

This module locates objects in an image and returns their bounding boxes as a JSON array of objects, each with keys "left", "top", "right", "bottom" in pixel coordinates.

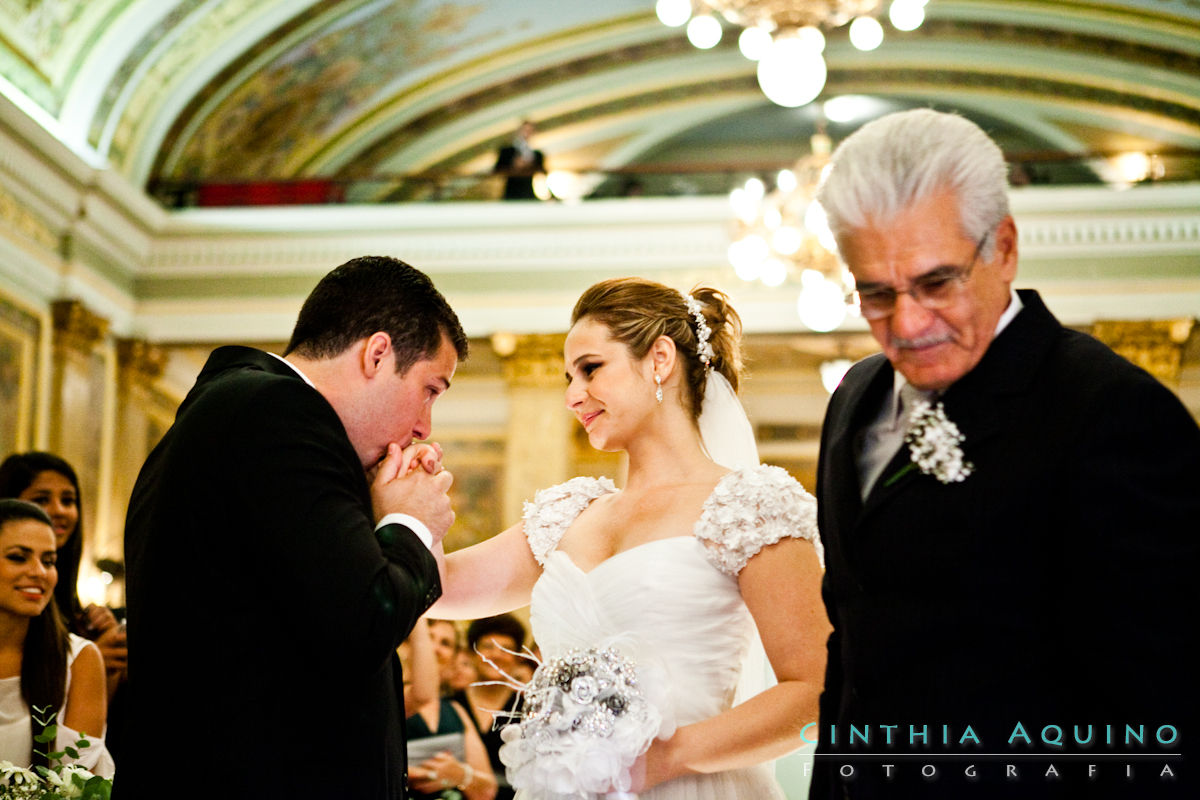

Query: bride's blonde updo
[{"left": 571, "top": 278, "right": 743, "bottom": 421}]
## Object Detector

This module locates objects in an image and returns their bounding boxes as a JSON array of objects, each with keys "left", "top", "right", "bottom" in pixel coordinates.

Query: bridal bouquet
[
  {"left": 498, "top": 646, "right": 661, "bottom": 800},
  {"left": 0, "top": 708, "right": 112, "bottom": 800},
  {"left": 0, "top": 762, "right": 108, "bottom": 800}
]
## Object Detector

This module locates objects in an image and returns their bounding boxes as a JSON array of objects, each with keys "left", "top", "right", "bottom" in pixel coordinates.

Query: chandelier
[
  {"left": 727, "top": 130, "right": 856, "bottom": 332},
  {"left": 656, "top": 0, "right": 930, "bottom": 106}
]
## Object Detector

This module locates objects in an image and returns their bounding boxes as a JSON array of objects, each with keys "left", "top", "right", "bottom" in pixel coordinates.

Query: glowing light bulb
[
  {"left": 738, "top": 26, "right": 772, "bottom": 60},
  {"left": 772, "top": 226, "right": 803, "bottom": 256},
  {"left": 796, "top": 26, "right": 826, "bottom": 54},
  {"left": 849, "top": 16, "right": 884, "bottom": 51},
  {"left": 760, "top": 257, "right": 788, "bottom": 287},
  {"left": 889, "top": 0, "right": 926, "bottom": 32},
  {"left": 687, "top": 14, "right": 722, "bottom": 49},
  {"left": 757, "top": 35, "right": 827, "bottom": 107},
  {"left": 776, "top": 169, "right": 797, "bottom": 193},
  {"left": 655, "top": 0, "right": 691, "bottom": 27},
  {"left": 797, "top": 277, "right": 848, "bottom": 331},
  {"left": 729, "top": 235, "right": 769, "bottom": 281}
]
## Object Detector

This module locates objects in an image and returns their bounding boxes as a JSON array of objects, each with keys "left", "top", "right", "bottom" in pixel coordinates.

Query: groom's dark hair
[{"left": 285, "top": 255, "right": 468, "bottom": 374}]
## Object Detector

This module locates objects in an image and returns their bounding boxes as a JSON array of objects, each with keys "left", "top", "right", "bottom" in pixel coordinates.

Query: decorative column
[
  {"left": 107, "top": 338, "right": 174, "bottom": 607},
  {"left": 48, "top": 299, "right": 111, "bottom": 604},
  {"left": 1091, "top": 319, "right": 1196, "bottom": 389},
  {"left": 0, "top": 295, "right": 42, "bottom": 456},
  {"left": 496, "top": 333, "right": 572, "bottom": 524},
  {"left": 48, "top": 299, "right": 109, "bottom": 495}
]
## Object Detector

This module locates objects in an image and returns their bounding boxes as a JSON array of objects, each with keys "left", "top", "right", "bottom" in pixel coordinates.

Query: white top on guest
[{"left": 0, "top": 633, "right": 115, "bottom": 777}]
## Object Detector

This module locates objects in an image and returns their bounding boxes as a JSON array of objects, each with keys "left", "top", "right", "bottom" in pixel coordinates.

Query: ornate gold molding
[
  {"left": 1091, "top": 318, "right": 1196, "bottom": 386},
  {"left": 116, "top": 337, "right": 167, "bottom": 383},
  {"left": 50, "top": 299, "right": 108, "bottom": 353},
  {"left": 496, "top": 333, "right": 567, "bottom": 388},
  {"left": 0, "top": 184, "right": 58, "bottom": 251}
]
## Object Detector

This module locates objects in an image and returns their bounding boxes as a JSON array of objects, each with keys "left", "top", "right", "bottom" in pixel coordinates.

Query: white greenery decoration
[{"left": 897, "top": 400, "right": 974, "bottom": 484}]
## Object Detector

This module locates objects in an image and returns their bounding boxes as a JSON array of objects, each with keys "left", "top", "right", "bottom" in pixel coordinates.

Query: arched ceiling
[{"left": 1, "top": 0, "right": 1198, "bottom": 199}]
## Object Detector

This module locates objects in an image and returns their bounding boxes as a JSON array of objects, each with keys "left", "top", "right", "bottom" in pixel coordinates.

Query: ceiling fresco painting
[
  {"left": 0, "top": 0, "right": 125, "bottom": 113},
  {"left": 160, "top": 0, "right": 495, "bottom": 180},
  {"left": 83, "top": 0, "right": 207, "bottom": 151},
  {"left": 0, "top": 0, "right": 1197, "bottom": 203},
  {"left": 98, "top": 0, "right": 320, "bottom": 179}
]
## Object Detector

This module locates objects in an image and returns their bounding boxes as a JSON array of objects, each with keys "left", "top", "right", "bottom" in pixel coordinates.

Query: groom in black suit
[
  {"left": 810, "top": 110, "right": 1199, "bottom": 798},
  {"left": 119, "top": 256, "right": 468, "bottom": 799}
]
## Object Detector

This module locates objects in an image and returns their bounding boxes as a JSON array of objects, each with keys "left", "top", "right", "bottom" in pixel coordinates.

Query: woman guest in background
[
  {"left": 456, "top": 614, "right": 527, "bottom": 800},
  {"left": 0, "top": 499, "right": 113, "bottom": 776},
  {"left": 449, "top": 649, "right": 478, "bottom": 697},
  {"left": 430, "top": 278, "right": 830, "bottom": 799},
  {"left": 428, "top": 619, "right": 463, "bottom": 696},
  {"left": 401, "top": 621, "right": 498, "bottom": 800},
  {"left": 0, "top": 452, "right": 128, "bottom": 702}
]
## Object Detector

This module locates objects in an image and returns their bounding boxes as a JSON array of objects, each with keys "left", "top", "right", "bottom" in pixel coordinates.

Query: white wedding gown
[{"left": 505, "top": 464, "right": 821, "bottom": 800}]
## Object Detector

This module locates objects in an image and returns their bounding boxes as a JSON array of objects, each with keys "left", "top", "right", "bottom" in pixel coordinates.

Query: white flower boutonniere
[{"left": 886, "top": 400, "right": 974, "bottom": 486}]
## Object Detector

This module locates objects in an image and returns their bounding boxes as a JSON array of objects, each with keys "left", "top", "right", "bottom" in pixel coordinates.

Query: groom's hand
[{"left": 371, "top": 441, "right": 455, "bottom": 544}]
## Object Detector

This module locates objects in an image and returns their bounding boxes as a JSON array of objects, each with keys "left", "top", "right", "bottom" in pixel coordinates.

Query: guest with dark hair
[
  {"left": 457, "top": 614, "right": 528, "bottom": 800},
  {"left": 0, "top": 499, "right": 112, "bottom": 776},
  {"left": 0, "top": 452, "right": 127, "bottom": 701}
]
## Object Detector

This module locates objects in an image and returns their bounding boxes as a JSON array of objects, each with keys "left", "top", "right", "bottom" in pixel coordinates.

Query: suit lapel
[
  {"left": 825, "top": 355, "right": 894, "bottom": 537},
  {"left": 939, "top": 288, "right": 1061, "bottom": 445}
]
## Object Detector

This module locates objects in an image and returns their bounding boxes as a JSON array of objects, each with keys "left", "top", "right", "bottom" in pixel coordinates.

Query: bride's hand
[
  {"left": 404, "top": 441, "right": 444, "bottom": 475},
  {"left": 625, "top": 738, "right": 680, "bottom": 794},
  {"left": 370, "top": 442, "right": 455, "bottom": 541},
  {"left": 367, "top": 442, "right": 443, "bottom": 482}
]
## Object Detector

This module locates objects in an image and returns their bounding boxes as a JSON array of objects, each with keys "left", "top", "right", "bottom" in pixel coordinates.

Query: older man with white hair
[{"left": 811, "top": 109, "right": 1199, "bottom": 799}]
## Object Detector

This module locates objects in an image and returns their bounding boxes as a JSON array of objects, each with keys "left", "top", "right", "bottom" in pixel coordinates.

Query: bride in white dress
[{"left": 430, "top": 278, "right": 830, "bottom": 799}]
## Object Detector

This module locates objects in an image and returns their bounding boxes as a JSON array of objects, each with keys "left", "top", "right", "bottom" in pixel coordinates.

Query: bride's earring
[{"left": 654, "top": 373, "right": 663, "bottom": 404}]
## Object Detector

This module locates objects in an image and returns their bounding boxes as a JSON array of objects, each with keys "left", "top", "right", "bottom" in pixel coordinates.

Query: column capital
[
  {"left": 116, "top": 338, "right": 167, "bottom": 383},
  {"left": 1091, "top": 318, "right": 1196, "bottom": 386},
  {"left": 51, "top": 299, "right": 108, "bottom": 353},
  {"left": 495, "top": 332, "right": 567, "bottom": 388}
]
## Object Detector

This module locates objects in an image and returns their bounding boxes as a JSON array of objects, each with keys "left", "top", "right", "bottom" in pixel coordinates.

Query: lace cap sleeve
[
  {"left": 695, "top": 464, "right": 822, "bottom": 576},
  {"left": 522, "top": 476, "right": 617, "bottom": 566}
]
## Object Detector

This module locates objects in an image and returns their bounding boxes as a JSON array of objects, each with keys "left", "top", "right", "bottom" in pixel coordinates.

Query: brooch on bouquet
[
  {"left": 885, "top": 399, "right": 974, "bottom": 486},
  {"left": 496, "top": 646, "right": 661, "bottom": 800}
]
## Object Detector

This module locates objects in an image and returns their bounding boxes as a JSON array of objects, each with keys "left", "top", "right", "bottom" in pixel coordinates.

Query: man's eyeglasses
[{"left": 847, "top": 233, "right": 990, "bottom": 320}]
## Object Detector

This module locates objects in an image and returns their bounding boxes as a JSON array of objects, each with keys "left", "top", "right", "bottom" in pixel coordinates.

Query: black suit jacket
[
  {"left": 117, "top": 347, "right": 442, "bottom": 799},
  {"left": 812, "top": 290, "right": 1199, "bottom": 798},
  {"left": 493, "top": 145, "right": 544, "bottom": 200}
]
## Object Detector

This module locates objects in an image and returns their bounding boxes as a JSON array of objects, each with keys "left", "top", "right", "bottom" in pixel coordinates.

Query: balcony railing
[{"left": 147, "top": 148, "right": 1200, "bottom": 209}]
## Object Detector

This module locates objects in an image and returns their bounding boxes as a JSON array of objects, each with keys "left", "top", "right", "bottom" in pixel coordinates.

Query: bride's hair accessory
[
  {"left": 497, "top": 646, "right": 661, "bottom": 798},
  {"left": 684, "top": 294, "right": 714, "bottom": 373}
]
